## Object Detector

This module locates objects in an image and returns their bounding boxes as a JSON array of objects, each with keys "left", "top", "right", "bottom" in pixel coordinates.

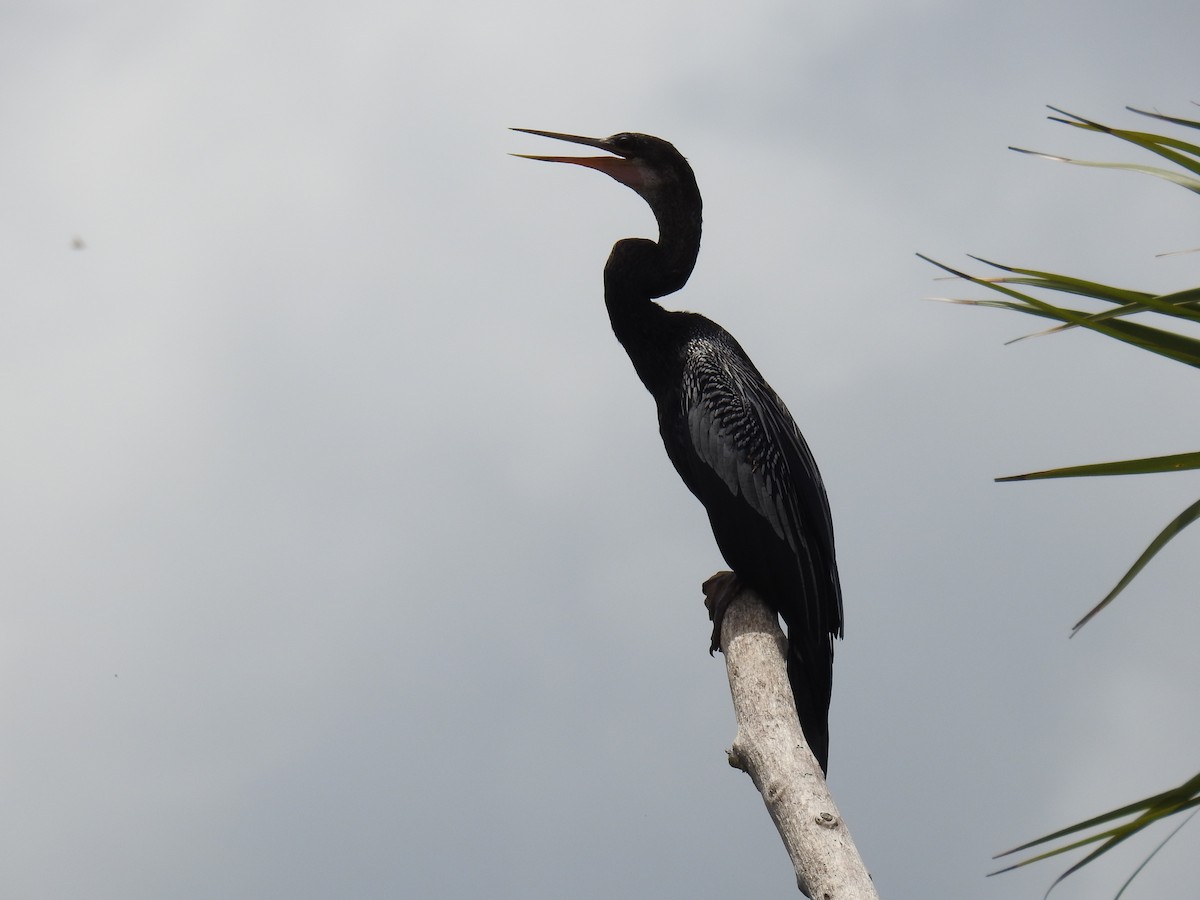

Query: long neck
[
  {"left": 602, "top": 166, "right": 703, "bottom": 394},
  {"left": 647, "top": 186, "right": 702, "bottom": 298},
  {"left": 603, "top": 234, "right": 700, "bottom": 395},
  {"left": 603, "top": 173, "right": 703, "bottom": 301}
]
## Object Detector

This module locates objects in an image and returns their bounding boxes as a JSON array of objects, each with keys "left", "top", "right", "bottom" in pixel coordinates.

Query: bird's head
[
  {"left": 512, "top": 129, "right": 702, "bottom": 298},
  {"left": 511, "top": 129, "right": 699, "bottom": 226}
]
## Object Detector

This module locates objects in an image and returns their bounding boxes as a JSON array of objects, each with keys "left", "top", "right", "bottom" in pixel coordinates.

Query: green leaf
[
  {"left": 990, "top": 772, "right": 1200, "bottom": 885},
  {"left": 999, "top": 773, "right": 1200, "bottom": 857},
  {"left": 917, "top": 254, "right": 1200, "bottom": 368},
  {"left": 1071, "top": 495, "right": 1200, "bottom": 633},
  {"left": 1009, "top": 147, "right": 1200, "bottom": 193},
  {"left": 997, "top": 451, "right": 1200, "bottom": 481},
  {"left": 1045, "top": 106, "right": 1200, "bottom": 176},
  {"left": 1009, "top": 285, "right": 1200, "bottom": 342},
  {"left": 1127, "top": 105, "right": 1200, "bottom": 132},
  {"left": 967, "top": 255, "right": 1153, "bottom": 307},
  {"left": 1092, "top": 316, "right": 1200, "bottom": 368},
  {"left": 967, "top": 260, "right": 1200, "bottom": 327},
  {"left": 1114, "top": 809, "right": 1200, "bottom": 900}
]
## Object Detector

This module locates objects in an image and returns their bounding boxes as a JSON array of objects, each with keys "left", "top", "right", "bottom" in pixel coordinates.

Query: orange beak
[{"left": 511, "top": 128, "right": 648, "bottom": 191}]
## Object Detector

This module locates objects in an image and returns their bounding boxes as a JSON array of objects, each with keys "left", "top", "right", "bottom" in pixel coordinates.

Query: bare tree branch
[{"left": 705, "top": 571, "right": 878, "bottom": 899}]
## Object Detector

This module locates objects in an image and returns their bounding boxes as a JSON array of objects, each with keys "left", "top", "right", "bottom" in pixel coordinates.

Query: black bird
[{"left": 514, "top": 129, "right": 843, "bottom": 773}]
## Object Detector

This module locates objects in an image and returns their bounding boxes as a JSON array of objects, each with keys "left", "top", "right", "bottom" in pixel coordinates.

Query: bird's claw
[{"left": 702, "top": 570, "right": 741, "bottom": 654}]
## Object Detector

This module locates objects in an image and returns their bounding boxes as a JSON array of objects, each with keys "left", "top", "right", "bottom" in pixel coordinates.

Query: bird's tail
[{"left": 786, "top": 636, "right": 833, "bottom": 775}]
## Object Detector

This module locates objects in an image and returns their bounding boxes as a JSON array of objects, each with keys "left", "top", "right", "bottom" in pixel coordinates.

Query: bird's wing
[{"left": 680, "top": 335, "right": 842, "bottom": 637}]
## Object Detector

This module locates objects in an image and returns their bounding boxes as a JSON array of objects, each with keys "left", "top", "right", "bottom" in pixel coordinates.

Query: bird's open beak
[{"left": 510, "top": 128, "right": 646, "bottom": 190}]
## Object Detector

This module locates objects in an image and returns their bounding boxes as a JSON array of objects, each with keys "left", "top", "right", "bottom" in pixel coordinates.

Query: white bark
[{"left": 704, "top": 571, "right": 879, "bottom": 900}]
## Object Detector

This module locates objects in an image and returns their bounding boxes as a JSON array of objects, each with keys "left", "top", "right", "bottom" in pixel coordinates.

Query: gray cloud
[{"left": 3, "top": 1, "right": 1199, "bottom": 897}]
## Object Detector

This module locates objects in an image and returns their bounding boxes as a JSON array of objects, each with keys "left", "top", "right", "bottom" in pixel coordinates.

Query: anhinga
[{"left": 514, "top": 129, "right": 843, "bottom": 773}]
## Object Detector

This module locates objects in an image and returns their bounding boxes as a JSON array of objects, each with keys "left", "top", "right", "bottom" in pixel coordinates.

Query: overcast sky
[{"left": 4, "top": 2, "right": 1200, "bottom": 898}]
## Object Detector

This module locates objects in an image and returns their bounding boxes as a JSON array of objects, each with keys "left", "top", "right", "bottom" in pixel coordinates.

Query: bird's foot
[{"left": 701, "top": 570, "right": 741, "bottom": 654}]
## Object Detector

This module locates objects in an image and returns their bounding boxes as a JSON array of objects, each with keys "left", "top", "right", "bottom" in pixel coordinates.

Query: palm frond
[
  {"left": 930, "top": 104, "right": 1200, "bottom": 894},
  {"left": 1070, "top": 495, "right": 1200, "bottom": 633},
  {"left": 990, "top": 773, "right": 1200, "bottom": 890},
  {"left": 916, "top": 253, "right": 1200, "bottom": 368},
  {"left": 997, "top": 451, "right": 1200, "bottom": 481}
]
